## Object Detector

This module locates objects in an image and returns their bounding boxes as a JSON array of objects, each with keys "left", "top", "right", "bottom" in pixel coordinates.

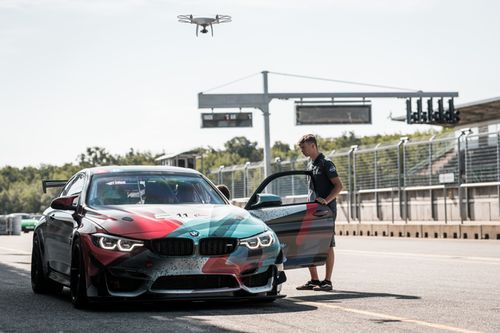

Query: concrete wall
[{"left": 336, "top": 223, "right": 500, "bottom": 240}]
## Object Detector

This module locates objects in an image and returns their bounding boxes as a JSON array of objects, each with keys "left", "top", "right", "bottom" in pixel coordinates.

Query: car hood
[{"left": 85, "top": 204, "right": 267, "bottom": 240}]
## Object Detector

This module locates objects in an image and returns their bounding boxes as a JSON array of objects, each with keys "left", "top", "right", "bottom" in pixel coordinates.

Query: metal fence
[{"left": 207, "top": 130, "right": 500, "bottom": 222}]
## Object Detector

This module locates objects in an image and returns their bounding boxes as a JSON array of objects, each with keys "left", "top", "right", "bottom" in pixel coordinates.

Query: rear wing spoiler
[{"left": 42, "top": 180, "right": 68, "bottom": 193}]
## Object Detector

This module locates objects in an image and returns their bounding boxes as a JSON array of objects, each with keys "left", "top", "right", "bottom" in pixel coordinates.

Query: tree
[
  {"left": 78, "top": 147, "right": 117, "bottom": 167},
  {"left": 116, "top": 148, "right": 158, "bottom": 165},
  {"left": 224, "top": 137, "right": 263, "bottom": 162},
  {"left": 272, "top": 141, "right": 300, "bottom": 160}
]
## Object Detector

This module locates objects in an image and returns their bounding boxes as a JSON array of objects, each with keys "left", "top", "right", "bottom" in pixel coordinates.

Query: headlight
[
  {"left": 239, "top": 230, "right": 274, "bottom": 250},
  {"left": 92, "top": 233, "right": 144, "bottom": 252}
]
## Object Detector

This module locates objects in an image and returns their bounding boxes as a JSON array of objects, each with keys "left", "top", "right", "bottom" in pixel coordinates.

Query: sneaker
[
  {"left": 313, "top": 280, "right": 333, "bottom": 291},
  {"left": 296, "top": 280, "right": 321, "bottom": 290}
]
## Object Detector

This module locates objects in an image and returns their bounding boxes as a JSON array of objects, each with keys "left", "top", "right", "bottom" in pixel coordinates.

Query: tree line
[{"left": 0, "top": 130, "right": 447, "bottom": 214}]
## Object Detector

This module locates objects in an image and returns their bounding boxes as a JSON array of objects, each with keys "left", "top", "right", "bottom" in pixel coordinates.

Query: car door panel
[
  {"left": 46, "top": 210, "right": 75, "bottom": 275},
  {"left": 44, "top": 173, "right": 85, "bottom": 276},
  {"left": 249, "top": 202, "right": 333, "bottom": 269},
  {"left": 246, "top": 171, "right": 334, "bottom": 270}
]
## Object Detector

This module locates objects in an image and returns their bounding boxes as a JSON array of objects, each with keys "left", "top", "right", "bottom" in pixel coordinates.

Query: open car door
[{"left": 245, "top": 171, "right": 334, "bottom": 270}]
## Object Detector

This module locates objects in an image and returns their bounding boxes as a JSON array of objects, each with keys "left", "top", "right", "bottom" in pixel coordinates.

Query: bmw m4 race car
[{"left": 31, "top": 166, "right": 334, "bottom": 308}]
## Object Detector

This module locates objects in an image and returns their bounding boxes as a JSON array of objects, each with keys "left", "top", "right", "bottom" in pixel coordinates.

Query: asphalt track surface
[{"left": 1, "top": 233, "right": 499, "bottom": 332}]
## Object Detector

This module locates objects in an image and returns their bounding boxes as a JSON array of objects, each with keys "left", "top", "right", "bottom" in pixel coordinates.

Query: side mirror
[
  {"left": 51, "top": 195, "right": 79, "bottom": 211},
  {"left": 216, "top": 184, "right": 231, "bottom": 200},
  {"left": 251, "top": 193, "right": 282, "bottom": 209}
]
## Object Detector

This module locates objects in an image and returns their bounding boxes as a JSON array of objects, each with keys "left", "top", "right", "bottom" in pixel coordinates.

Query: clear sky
[{"left": 1, "top": 0, "right": 499, "bottom": 167}]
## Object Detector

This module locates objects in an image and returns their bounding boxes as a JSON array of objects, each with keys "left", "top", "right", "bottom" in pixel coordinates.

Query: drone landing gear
[{"left": 196, "top": 24, "right": 213, "bottom": 37}]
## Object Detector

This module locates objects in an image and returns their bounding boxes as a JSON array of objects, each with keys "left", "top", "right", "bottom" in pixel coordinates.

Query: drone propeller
[
  {"left": 215, "top": 14, "right": 231, "bottom": 23},
  {"left": 177, "top": 14, "right": 194, "bottom": 23}
]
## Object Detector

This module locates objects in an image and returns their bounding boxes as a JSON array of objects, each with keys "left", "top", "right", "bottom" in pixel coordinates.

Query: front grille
[
  {"left": 150, "top": 238, "right": 194, "bottom": 256},
  {"left": 199, "top": 237, "right": 237, "bottom": 255},
  {"left": 151, "top": 275, "right": 239, "bottom": 290},
  {"left": 242, "top": 268, "right": 272, "bottom": 288}
]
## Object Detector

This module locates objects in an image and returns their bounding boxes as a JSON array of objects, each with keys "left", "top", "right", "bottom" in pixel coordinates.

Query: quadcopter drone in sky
[{"left": 177, "top": 14, "right": 231, "bottom": 36}]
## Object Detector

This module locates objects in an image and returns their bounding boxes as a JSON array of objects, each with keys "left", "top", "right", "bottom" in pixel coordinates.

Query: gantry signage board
[
  {"left": 295, "top": 104, "right": 372, "bottom": 125},
  {"left": 201, "top": 112, "right": 253, "bottom": 128}
]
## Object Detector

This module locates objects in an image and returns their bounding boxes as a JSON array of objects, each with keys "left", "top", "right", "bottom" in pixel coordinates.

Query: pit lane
[{"left": 1, "top": 233, "right": 499, "bottom": 333}]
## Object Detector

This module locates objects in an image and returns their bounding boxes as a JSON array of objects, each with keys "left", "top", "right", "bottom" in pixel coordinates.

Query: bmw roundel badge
[{"left": 189, "top": 230, "right": 200, "bottom": 237}]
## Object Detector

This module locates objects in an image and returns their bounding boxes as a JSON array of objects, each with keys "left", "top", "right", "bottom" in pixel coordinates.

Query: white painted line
[
  {"left": 150, "top": 316, "right": 172, "bottom": 321},
  {"left": 0, "top": 246, "right": 31, "bottom": 255},
  {"left": 287, "top": 297, "right": 483, "bottom": 333},
  {"left": 8, "top": 269, "right": 29, "bottom": 277}
]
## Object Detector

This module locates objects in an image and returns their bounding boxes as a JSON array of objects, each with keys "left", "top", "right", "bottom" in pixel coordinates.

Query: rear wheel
[
  {"left": 31, "top": 236, "right": 63, "bottom": 294},
  {"left": 70, "top": 239, "right": 89, "bottom": 309}
]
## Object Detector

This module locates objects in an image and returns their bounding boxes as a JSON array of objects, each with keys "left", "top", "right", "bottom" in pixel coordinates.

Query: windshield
[{"left": 87, "top": 173, "right": 225, "bottom": 206}]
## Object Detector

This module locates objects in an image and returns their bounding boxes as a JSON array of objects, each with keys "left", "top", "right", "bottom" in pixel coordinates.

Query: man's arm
[{"left": 316, "top": 177, "right": 343, "bottom": 205}]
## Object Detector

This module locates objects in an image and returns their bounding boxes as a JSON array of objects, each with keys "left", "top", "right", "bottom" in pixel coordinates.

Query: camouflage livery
[{"left": 31, "top": 166, "right": 332, "bottom": 307}]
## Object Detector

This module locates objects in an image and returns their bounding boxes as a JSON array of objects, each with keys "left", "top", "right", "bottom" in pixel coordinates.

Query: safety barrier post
[
  {"left": 458, "top": 129, "right": 471, "bottom": 223},
  {"left": 374, "top": 144, "right": 381, "bottom": 220},
  {"left": 218, "top": 165, "right": 224, "bottom": 185},
  {"left": 497, "top": 132, "right": 500, "bottom": 216},
  {"left": 243, "top": 162, "right": 250, "bottom": 198},
  {"left": 399, "top": 137, "right": 409, "bottom": 222},
  {"left": 348, "top": 145, "right": 358, "bottom": 223},
  {"left": 429, "top": 135, "right": 436, "bottom": 220}
]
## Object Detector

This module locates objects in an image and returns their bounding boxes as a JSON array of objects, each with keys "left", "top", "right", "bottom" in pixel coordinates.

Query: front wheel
[
  {"left": 70, "top": 239, "right": 89, "bottom": 309},
  {"left": 31, "top": 236, "right": 63, "bottom": 294}
]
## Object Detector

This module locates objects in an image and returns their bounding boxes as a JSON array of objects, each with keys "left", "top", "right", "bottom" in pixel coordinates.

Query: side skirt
[{"left": 48, "top": 270, "right": 71, "bottom": 287}]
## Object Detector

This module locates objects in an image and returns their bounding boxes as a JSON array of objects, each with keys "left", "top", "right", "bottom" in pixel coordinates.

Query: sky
[{"left": 1, "top": 0, "right": 499, "bottom": 167}]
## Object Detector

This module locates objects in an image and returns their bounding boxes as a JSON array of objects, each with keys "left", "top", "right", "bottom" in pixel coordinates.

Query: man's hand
[{"left": 316, "top": 197, "right": 328, "bottom": 205}]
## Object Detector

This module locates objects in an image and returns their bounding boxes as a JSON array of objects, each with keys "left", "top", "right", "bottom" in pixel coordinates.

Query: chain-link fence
[
  {"left": 207, "top": 130, "right": 500, "bottom": 222},
  {"left": 404, "top": 136, "right": 458, "bottom": 187},
  {"left": 465, "top": 132, "right": 500, "bottom": 183}
]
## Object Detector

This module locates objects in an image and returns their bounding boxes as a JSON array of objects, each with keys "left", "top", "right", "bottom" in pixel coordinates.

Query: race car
[{"left": 31, "top": 166, "right": 334, "bottom": 308}]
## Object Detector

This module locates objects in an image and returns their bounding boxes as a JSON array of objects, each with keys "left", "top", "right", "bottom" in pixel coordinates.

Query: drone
[{"left": 177, "top": 14, "right": 231, "bottom": 36}]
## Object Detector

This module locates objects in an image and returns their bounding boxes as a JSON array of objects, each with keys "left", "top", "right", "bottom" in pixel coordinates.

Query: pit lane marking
[
  {"left": 287, "top": 297, "right": 482, "bottom": 333},
  {"left": 0, "top": 246, "right": 31, "bottom": 255},
  {"left": 337, "top": 249, "right": 500, "bottom": 264}
]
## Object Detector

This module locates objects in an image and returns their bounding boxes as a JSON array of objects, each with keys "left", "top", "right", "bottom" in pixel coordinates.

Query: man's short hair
[{"left": 298, "top": 134, "right": 317, "bottom": 146}]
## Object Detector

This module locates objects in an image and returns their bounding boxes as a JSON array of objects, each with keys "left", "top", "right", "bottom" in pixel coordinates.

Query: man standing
[{"left": 296, "top": 134, "right": 343, "bottom": 292}]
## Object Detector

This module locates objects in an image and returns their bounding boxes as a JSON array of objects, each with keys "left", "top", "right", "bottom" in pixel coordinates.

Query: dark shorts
[{"left": 328, "top": 202, "right": 337, "bottom": 248}]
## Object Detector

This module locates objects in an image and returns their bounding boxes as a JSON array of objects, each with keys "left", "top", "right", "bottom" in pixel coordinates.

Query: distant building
[
  {"left": 453, "top": 95, "right": 500, "bottom": 135},
  {"left": 155, "top": 150, "right": 199, "bottom": 169}
]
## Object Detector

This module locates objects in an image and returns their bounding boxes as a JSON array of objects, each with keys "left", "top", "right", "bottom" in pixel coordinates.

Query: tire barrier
[
  {"left": 0, "top": 215, "right": 8, "bottom": 235},
  {"left": 0, "top": 214, "right": 22, "bottom": 235}
]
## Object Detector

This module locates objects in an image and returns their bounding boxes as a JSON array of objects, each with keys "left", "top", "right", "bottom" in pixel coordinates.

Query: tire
[
  {"left": 70, "top": 239, "right": 89, "bottom": 309},
  {"left": 31, "top": 236, "right": 63, "bottom": 294}
]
